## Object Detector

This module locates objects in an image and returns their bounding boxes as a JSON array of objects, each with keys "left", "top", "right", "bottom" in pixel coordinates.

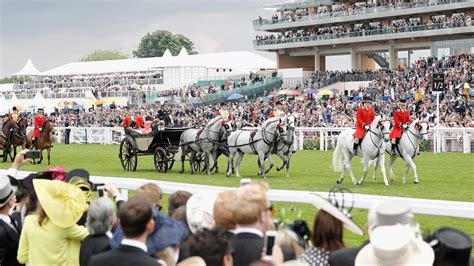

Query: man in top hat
[
  {"left": 269, "top": 101, "right": 285, "bottom": 119},
  {"left": 352, "top": 96, "right": 375, "bottom": 154},
  {"left": 216, "top": 102, "right": 232, "bottom": 121},
  {"left": 32, "top": 108, "right": 46, "bottom": 148},
  {"left": 389, "top": 99, "right": 411, "bottom": 155}
]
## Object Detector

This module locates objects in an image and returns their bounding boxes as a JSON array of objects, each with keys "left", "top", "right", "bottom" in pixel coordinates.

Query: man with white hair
[{"left": 328, "top": 201, "right": 414, "bottom": 266}]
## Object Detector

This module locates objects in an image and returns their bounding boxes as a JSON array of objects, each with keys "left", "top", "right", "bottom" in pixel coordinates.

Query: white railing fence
[
  {"left": 2, "top": 170, "right": 472, "bottom": 219},
  {"left": 27, "top": 126, "right": 474, "bottom": 153}
]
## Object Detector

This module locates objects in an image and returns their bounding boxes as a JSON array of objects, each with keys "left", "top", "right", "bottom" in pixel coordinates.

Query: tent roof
[
  {"left": 178, "top": 47, "right": 189, "bottom": 57},
  {"left": 162, "top": 48, "right": 172, "bottom": 58},
  {"left": 42, "top": 51, "right": 276, "bottom": 76},
  {"left": 13, "top": 59, "right": 42, "bottom": 76}
]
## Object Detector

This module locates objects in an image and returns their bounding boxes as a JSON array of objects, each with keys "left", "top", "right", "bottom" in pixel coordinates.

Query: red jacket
[
  {"left": 122, "top": 116, "right": 140, "bottom": 129},
  {"left": 33, "top": 115, "right": 46, "bottom": 137},
  {"left": 215, "top": 111, "right": 232, "bottom": 121},
  {"left": 135, "top": 116, "right": 145, "bottom": 128},
  {"left": 389, "top": 109, "right": 411, "bottom": 139},
  {"left": 353, "top": 107, "right": 375, "bottom": 139}
]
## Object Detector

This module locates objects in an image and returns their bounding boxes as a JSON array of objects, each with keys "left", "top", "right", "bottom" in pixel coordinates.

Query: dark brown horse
[
  {"left": 26, "top": 120, "right": 55, "bottom": 165},
  {"left": 10, "top": 116, "right": 28, "bottom": 161},
  {"left": 0, "top": 119, "right": 19, "bottom": 162}
]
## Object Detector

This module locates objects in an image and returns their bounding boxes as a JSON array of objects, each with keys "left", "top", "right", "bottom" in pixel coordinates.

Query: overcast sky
[{"left": 0, "top": 0, "right": 428, "bottom": 78}]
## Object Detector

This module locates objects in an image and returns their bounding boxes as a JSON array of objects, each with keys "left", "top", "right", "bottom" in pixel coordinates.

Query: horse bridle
[
  {"left": 367, "top": 120, "right": 389, "bottom": 151},
  {"left": 408, "top": 121, "right": 429, "bottom": 140},
  {"left": 262, "top": 120, "right": 283, "bottom": 145},
  {"left": 204, "top": 117, "right": 230, "bottom": 144}
]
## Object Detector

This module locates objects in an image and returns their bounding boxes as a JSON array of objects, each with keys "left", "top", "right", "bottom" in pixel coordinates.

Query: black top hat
[
  {"left": 361, "top": 96, "right": 372, "bottom": 103},
  {"left": 398, "top": 98, "right": 407, "bottom": 104},
  {"left": 275, "top": 101, "right": 282, "bottom": 105},
  {"left": 12, "top": 106, "right": 17, "bottom": 111},
  {"left": 220, "top": 102, "right": 227, "bottom": 107},
  {"left": 430, "top": 227, "right": 472, "bottom": 266}
]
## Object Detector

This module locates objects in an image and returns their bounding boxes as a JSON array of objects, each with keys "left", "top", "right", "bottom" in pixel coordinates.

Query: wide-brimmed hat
[
  {"left": 429, "top": 227, "right": 472, "bottom": 266},
  {"left": 186, "top": 192, "right": 218, "bottom": 234},
  {"left": 33, "top": 179, "right": 89, "bottom": 228},
  {"left": 308, "top": 193, "right": 363, "bottom": 235},
  {"left": 361, "top": 96, "right": 372, "bottom": 103},
  {"left": 0, "top": 177, "right": 17, "bottom": 208},
  {"left": 355, "top": 225, "right": 434, "bottom": 266}
]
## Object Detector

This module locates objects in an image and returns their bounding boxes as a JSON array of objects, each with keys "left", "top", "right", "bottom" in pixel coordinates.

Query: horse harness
[{"left": 230, "top": 120, "right": 280, "bottom": 155}]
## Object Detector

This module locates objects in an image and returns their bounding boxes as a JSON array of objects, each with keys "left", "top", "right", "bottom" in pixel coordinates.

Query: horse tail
[{"left": 332, "top": 134, "right": 343, "bottom": 172}]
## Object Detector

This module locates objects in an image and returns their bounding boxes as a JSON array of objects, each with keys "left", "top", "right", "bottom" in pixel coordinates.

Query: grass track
[{"left": 1, "top": 144, "right": 473, "bottom": 250}]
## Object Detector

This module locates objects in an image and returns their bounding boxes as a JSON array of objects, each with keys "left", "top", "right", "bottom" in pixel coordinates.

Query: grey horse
[
  {"left": 179, "top": 116, "right": 232, "bottom": 175},
  {"left": 226, "top": 117, "right": 285, "bottom": 178}
]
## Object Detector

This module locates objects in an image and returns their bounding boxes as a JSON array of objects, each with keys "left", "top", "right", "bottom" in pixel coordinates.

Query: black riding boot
[
  {"left": 391, "top": 143, "right": 397, "bottom": 156},
  {"left": 353, "top": 143, "right": 358, "bottom": 154},
  {"left": 32, "top": 138, "right": 36, "bottom": 149}
]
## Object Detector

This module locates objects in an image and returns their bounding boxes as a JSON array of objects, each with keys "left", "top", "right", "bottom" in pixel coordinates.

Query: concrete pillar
[
  {"left": 314, "top": 50, "right": 320, "bottom": 71},
  {"left": 320, "top": 56, "right": 326, "bottom": 72},
  {"left": 389, "top": 45, "right": 398, "bottom": 69},
  {"left": 351, "top": 48, "right": 358, "bottom": 70}
]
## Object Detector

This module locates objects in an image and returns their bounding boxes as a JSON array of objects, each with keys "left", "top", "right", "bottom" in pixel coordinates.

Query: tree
[
  {"left": 133, "top": 30, "right": 198, "bottom": 58},
  {"left": 81, "top": 50, "right": 128, "bottom": 62}
]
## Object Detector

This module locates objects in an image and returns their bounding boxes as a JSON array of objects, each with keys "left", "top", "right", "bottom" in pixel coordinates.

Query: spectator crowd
[{"left": 0, "top": 149, "right": 472, "bottom": 266}]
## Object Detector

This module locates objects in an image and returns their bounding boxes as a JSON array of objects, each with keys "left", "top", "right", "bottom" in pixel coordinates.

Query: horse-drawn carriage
[{"left": 119, "top": 126, "right": 189, "bottom": 172}]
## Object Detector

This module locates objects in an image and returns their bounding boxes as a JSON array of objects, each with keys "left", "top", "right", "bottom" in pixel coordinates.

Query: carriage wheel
[
  {"left": 193, "top": 154, "right": 206, "bottom": 173},
  {"left": 154, "top": 147, "right": 168, "bottom": 173},
  {"left": 167, "top": 151, "right": 175, "bottom": 170},
  {"left": 119, "top": 138, "right": 137, "bottom": 171}
]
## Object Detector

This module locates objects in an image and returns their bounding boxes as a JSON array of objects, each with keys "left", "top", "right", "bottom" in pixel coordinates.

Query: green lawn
[{"left": 1, "top": 144, "right": 473, "bottom": 250}]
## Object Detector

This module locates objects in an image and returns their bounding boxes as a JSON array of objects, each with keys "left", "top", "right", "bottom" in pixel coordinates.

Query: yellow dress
[{"left": 17, "top": 214, "right": 89, "bottom": 266}]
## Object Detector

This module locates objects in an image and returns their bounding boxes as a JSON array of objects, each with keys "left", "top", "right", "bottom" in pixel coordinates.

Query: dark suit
[
  {"left": 79, "top": 234, "right": 111, "bottom": 266},
  {"left": 88, "top": 244, "right": 159, "bottom": 266},
  {"left": 0, "top": 217, "right": 23, "bottom": 266},
  {"left": 328, "top": 241, "right": 369, "bottom": 266},
  {"left": 231, "top": 232, "right": 264, "bottom": 266}
]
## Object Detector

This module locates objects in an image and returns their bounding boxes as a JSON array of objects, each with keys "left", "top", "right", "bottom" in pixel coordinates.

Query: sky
[{"left": 0, "top": 0, "right": 429, "bottom": 78}]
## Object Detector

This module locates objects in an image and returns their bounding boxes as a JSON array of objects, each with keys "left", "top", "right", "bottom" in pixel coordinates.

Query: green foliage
[
  {"left": 303, "top": 138, "right": 320, "bottom": 150},
  {"left": 0, "top": 76, "right": 31, "bottom": 84},
  {"left": 133, "top": 30, "right": 198, "bottom": 58},
  {"left": 80, "top": 50, "right": 128, "bottom": 62}
]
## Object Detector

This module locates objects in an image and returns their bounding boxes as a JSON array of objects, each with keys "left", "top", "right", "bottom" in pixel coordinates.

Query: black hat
[
  {"left": 12, "top": 106, "right": 17, "bottom": 111},
  {"left": 361, "top": 96, "right": 372, "bottom": 103},
  {"left": 429, "top": 227, "right": 472, "bottom": 266},
  {"left": 398, "top": 98, "right": 407, "bottom": 104},
  {"left": 276, "top": 101, "right": 282, "bottom": 105},
  {"left": 220, "top": 102, "right": 227, "bottom": 107}
]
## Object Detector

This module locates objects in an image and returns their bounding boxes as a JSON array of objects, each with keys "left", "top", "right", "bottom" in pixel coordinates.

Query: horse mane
[
  {"left": 370, "top": 116, "right": 382, "bottom": 127},
  {"left": 262, "top": 117, "right": 279, "bottom": 128},
  {"left": 206, "top": 116, "right": 222, "bottom": 128},
  {"left": 409, "top": 119, "right": 419, "bottom": 128}
]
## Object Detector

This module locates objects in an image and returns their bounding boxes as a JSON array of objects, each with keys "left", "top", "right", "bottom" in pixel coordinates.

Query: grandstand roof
[
  {"left": 42, "top": 51, "right": 276, "bottom": 76},
  {"left": 13, "top": 59, "right": 42, "bottom": 76}
]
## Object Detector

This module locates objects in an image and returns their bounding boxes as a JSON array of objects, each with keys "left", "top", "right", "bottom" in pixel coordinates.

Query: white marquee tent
[{"left": 13, "top": 59, "right": 42, "bottom": 76}]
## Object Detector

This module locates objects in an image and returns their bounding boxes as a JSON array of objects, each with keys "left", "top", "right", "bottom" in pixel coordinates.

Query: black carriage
[{"left": 119, "top": 127, "right": 188, "bottom": 173}]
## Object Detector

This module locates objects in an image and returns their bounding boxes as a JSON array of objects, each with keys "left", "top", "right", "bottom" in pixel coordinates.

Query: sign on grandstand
[{"left": 432, "top": 73, "right": 444, "bottom": 92}]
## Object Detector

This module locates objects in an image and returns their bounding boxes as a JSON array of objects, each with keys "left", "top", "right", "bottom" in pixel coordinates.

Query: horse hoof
[
  {"left": 336, "top": 180, "right": 341, "bottom": 184},
  {"left": 385, "top": 184, "right": 390, "bottom": 187},
  {"left": 356, "top": 182, "right": 360, "bottom": 186},
  {"left": 226, "top": 173, "right": 231, "bottom": 177},
  {"left": 414, "top": 181, "right": 419, "bottom": 184}
]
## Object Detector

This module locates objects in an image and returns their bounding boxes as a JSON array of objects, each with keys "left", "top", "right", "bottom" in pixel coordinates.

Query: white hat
[
  {"left": 186, "top": 192, "right": 218, "bottom": 234},
  {"left": 0, "top": 177, "right": 17, "bottom": 208},
  {"left": 355, "top": 225, "right": 434, "bottom": 266},
  {"left": 308, "top": 193, "right": 364, "bottom": 236},
  {"left": 368, "top": 202, "right": 413, "bottom": 233}
]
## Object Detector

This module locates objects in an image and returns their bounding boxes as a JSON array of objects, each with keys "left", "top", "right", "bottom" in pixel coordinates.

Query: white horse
[
  {"left": 372, "top": 119, "right": 429, "bottom": 184},
  {"left": 179, "top": 116, "right": 233, "bottom": 175},
  {"left": 263, "top": 115, "right": 296, "bottom": 177},
  {"left": 226, "top": 117, "right": 285, "bottom": 178},
  {"left": 332, "top": 116, "right": 391, "bottom": 186}
]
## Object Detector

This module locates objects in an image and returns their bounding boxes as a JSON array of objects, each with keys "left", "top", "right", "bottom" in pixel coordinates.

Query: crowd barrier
[
  {"left": 30, "top": 126, "right": 473, "bottom": 153},
  {"left": 2, "top": 170, "right": 472, "bottom": 219}
]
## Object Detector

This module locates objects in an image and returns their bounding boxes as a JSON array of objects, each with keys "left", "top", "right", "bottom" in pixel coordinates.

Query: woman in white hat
[{"left": 17, "top": 179, "right": 90, "bottom": 266}]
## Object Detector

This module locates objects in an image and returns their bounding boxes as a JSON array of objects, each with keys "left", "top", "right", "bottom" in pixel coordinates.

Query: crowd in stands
[
  {"left": 1, "top": 150, "right": 472, "bottom": 266},
  {"left": 255, "top": 13, "right": 471, "bottom": 44},
  {"left": 32, "top": 54, "right": 470, "bottom": 129},
  {"left": 257, "top": 0, "right": 467, "bottom": 24}
]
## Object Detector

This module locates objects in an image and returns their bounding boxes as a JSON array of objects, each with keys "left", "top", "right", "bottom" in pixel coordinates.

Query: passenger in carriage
[
  {"left": 216, "top": 102, "right": 232, "bottom": 121},
  {"left": 122, "top": 110, "right": 139, "bottom": 129},
  {"left": 135, "top": 109, "right": 146, "bottom": 129},
  {"left": 269, "top": 101, "right": 285, "bottom": 119}
]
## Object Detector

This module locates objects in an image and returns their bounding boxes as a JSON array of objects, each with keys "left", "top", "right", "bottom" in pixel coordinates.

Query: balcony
[
  {"left": 254, "top": 21, "right": 474, "bottom": 51},
  {"left": 253, "top": 0, "right": 472, "bottom": 31}
]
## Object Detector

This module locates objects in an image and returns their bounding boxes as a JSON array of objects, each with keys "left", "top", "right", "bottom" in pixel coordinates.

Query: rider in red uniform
[
  {"left": 353, "top": 96, "right": 375, "bottom": 154},
  {"left": 389, "top": 99, "right": 411, "bottom": 155},
  {"left": 32, "top": 108, "right": 46, "bottom": 147}
]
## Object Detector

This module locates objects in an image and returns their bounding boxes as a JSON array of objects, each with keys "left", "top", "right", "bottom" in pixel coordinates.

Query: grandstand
[{"left": 253, "top": 0, "right": 473, "bottom": 71}]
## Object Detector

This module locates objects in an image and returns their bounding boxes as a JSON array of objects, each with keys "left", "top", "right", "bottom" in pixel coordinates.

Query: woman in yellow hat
[{"left": 17, "top": 179, "right": 90, "bottom": 266}]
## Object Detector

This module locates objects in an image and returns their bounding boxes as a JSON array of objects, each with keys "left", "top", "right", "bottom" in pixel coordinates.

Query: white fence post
[
  {"left": 463, "top": 129, "right": 469, "bottom": 154},
  {"left": 319, "top": 130, "right": 324, "bottom": 151},
  {"left": 299, "top": 130, "right": 304, "bottom": 150}
]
